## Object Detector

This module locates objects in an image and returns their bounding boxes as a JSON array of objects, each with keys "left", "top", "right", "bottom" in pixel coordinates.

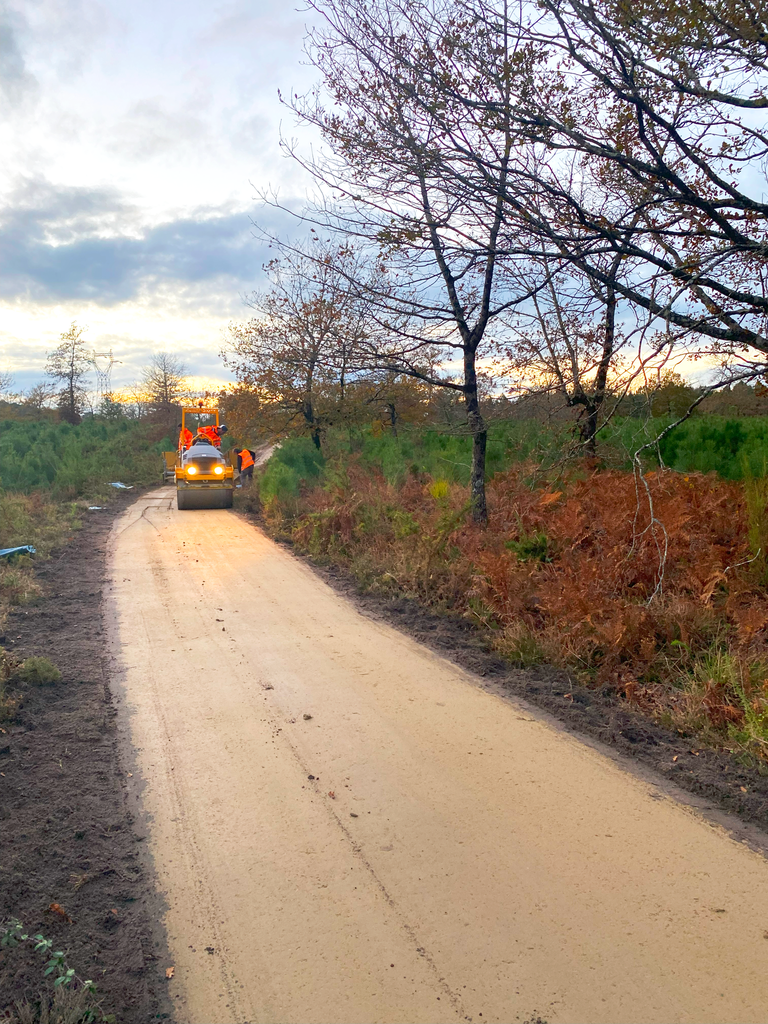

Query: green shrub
[
  {"left": 657, "top": 417, "right": 768, "bottom": 479},
  {"left": 260, "top": 462, "right": 301, "bottom": 502},
  {"left": 0, "top": 417, "right": 166, "bottom": 497},
  {"left": 259, "top": 437, "right": 325, "bottom": 503},
  {"left": 270, "top": 421, "right": 564, "bottom": 489},
  {"left": 261, "top": 414, "right": 768, "bottom": 502},
  {"left": 429, "top": 478, "right": 450, "bottom": 501},
  {"left": 272, "top": 437, "right": 325, "bottom": 478},
  {"left": 17, "top": 657, "right": 62, "bottom": 686},
  {"left": 505, "top": 531, "right": 552, "bottom": 562}
]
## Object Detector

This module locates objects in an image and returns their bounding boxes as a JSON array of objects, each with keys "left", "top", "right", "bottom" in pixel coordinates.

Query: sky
[{"left": 0, "top": 0, "right": 318, "bottom": 395}]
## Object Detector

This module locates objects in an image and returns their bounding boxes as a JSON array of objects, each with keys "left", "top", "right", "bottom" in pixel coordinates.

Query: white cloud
[
  {"left": 0, "top": 4, "right": 37, "bottom": 108},
  {"left": 107, "top": 99, "right": 211, "bottom": 161},
  {"left": 0, "top": 297, "right": 237, "bottom": 393},
  {"left": 0, "top": 0, "right": 323, "bottom": 393}
]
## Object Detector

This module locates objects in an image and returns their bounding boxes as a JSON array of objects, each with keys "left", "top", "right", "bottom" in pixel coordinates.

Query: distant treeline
[{"left": 499, "top": 382, "right": 768, "bottom": 425}]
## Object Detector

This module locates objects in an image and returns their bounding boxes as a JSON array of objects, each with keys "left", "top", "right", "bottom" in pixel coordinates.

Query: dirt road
[{"left": 108, "top": 489, "right": 768, "bottom": 1024}]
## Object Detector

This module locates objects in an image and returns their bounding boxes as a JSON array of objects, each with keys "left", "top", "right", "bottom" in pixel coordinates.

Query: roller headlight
[
  {"left": 214, "top": 465, "right": 224, "bottom": 475},
  {"left": 186, "top": 465, "right": 198, "bottom": 476}
]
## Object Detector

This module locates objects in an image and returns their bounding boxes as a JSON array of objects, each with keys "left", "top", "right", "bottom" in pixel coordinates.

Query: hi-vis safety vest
[
  {"left": 199, "top": 426, "right": 221, "bottom": 446},
  {"left": 240, "top": 448, "right": 255, "bottom": 470}
]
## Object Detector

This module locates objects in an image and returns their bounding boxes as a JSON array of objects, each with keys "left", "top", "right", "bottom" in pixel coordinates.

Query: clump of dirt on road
[{"left": 0, "top": 492, "right": 171, "bottom": 1023}]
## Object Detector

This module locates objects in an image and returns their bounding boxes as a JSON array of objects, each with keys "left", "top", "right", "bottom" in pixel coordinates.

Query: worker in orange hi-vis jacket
[
  {"left": 197, "top": 424, "right": 229, "bottom": 447},
  {"left": 177, "top": 423, "right": 194, "bottom": 451},
  {"left": 237, "top": 447, "right": 255, "bottom": 486}
]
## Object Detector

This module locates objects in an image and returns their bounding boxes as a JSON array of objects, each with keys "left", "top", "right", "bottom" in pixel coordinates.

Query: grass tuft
[
  {"left": 17, "top": 657, "right": 62, "bottom": 686},
  {"left": 8, "top": 983, "right": 111, "bottom": 1024}
]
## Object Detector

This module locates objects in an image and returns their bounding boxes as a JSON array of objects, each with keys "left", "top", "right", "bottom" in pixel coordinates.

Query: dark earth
[
  {"left": 4, "top": 490, "right": 768, "bottom": 1020},
  {"left": 0, "top": 491, "right": 171, "bottom": 1022}
]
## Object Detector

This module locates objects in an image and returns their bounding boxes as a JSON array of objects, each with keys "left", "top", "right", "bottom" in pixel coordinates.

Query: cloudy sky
[{"left": 0, "top": 0, "right": 318, "bottom": 394}]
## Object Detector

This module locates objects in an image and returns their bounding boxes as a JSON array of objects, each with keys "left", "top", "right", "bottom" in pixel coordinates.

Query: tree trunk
[
  {"left": 464, "top": 346, "right": 487, "bottom": 525},
  {"left": 469, "top": 414, "right": 487, "bottom": 524},
  {"left": 301, "top": 396, "right": 321, "bottom": 449},
  {"left": 386, "top": 402, "right": 398, "bottom": 437},
  {"left": 60, "top": 376, "right": 80, "bottom": 424},
  {"left": 580, "top": 400, "right": 599, "bottom": 454},
  {"left": 581, "top": 278, "right": 617, "bottom": 456}
]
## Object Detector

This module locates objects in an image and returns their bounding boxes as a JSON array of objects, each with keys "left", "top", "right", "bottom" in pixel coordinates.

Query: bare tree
[
  {"left": 261, "top": 0, "right": 767, "bottom": 496},
  {"left": 23, "top": 381, "right": 58, "bottom": 411},
  {"left": 358, "top": 371, "right": 436, "bottom": 437},
  {"left": 500, "top": 259, "right": 627, "bottom": 452},
  {"left": 121, "top": 382, "right": 151, "bottom": 421},
  {"left": 268, "top": 0, "right": 549, "bottom": 523},
  {"left": 225, "top": 244, "right": 372, "bottom": 447},
  {"left": 46, "top": 323, "right": 91, "bottom": 424},
  {"left": 141, "top": 353, "right": 189, "bottom": 413},
  {"left": 492, "top": 0, "right": 768, "bottom": 369}
]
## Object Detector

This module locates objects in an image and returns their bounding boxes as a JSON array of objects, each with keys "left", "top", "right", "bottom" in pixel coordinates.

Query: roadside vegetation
[
  {"left": 0, "top": 333, "right": 182, "bottom": 724},
  {"left": 238, "top": 421, "right": 768, "bottom": 765},
  {"left": 256, "top": 416, "right": 768, "bottom": 493},
  {"left": 0, "top": 417, "right": 171, "bottom": 663},
  {"left": 1, "top": 919, "right": 114, "bottom": 1024},
  {"left": 0, "top": 419, "right": 171, "bottom": 498}
]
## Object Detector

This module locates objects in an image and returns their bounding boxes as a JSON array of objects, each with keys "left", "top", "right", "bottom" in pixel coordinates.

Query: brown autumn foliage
[
  {"left": 268, "top": 460, "right": 768, "bottom": 755},
  {"left": 472, "top": 470, "right": 762, "bottom": 681}
]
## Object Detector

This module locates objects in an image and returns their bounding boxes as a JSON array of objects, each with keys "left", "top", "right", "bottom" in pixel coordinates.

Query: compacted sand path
[{"left": 107, "top": 488, "right": 768, "bottom": 1024}]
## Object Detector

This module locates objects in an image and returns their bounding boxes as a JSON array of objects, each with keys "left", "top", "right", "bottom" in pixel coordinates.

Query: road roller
[{"left": 164, "top": 405, "right": 236, "bottom": 510}]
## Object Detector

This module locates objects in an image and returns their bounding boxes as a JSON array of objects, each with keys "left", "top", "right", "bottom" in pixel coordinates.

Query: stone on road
[{"left": 107, "top": 488, "right": 768, "bottom": 1024}]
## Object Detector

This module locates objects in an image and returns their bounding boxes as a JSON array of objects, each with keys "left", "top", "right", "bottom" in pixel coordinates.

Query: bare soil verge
[
  {"left": 0, "top": 491, "right": 171, "bottom": 1022},
  {"left": 268, "top": 538, "right": 768, "bottom": 837}
]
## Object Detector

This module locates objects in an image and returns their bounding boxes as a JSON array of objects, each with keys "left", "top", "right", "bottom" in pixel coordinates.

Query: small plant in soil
[
  {"left": 505, "top": 531, "right": 552, "bottom": 563},
  {"left": 1, "top": 919, "right": 115, "bottom": 1023},
  {"left": 17, "top": 657, "right": 62, "bottom": 686}
]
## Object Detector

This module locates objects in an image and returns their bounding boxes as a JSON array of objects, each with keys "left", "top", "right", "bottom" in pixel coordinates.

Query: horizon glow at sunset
[{"left": 0, "top": 0, "right": 317, "bottom": 395}]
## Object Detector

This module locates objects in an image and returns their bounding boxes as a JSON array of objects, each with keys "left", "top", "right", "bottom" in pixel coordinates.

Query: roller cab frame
[{"left": 164, "top": 405, "right": 236, "bottom": 510}]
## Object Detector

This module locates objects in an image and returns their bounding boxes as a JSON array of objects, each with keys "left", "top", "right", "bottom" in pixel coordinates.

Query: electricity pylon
[{"left": 90, "top": 349, "right": 122, "bottom": 407}]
